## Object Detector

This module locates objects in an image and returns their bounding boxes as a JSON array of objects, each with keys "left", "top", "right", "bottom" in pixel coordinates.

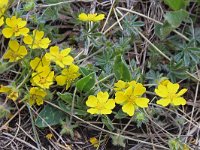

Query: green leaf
[
  {"left": 111, "top": 134, "right": 126, "bottom": 147},
  {"left": 57, "top": 92, "right": 73, "bottom": 104},
  {"left": 164, "top": 10, "right": 189, "bottom": 28},
  {"left": 101, "top": 116, "right": 115, "bottom": 131},
  {"left": 164, "top": 0, "right": 190, "bottom": 10},
  {"left": 76, "top": 72, "right": 96, "bottom": 92},
  {"left": 58, "top": 101, "right": 87, "bottom": 116},
  {"left": 113, "top": 55, "right": 132, "bottom": 81},
  {"left": 154, "top": 22, "right": 174, "bottom": 39},
  {"left": 35, "top": 104, "right": 66, "bottom": 128}
]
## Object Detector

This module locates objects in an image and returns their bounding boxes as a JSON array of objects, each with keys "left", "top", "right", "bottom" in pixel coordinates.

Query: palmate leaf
[
  {"left": 174, "top": 42, "right": 200, "bottom": 66},
  {"left": 167, "top": 60, "right": 188, "bottom": 82}
]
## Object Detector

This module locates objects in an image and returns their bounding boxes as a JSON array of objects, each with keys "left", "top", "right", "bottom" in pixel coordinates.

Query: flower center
[
  {"left": 40, "top": 77, "right": 47, "bottom": 84},
  {"left": 96, "top": 102, "right": 105, "bottom": 110}
]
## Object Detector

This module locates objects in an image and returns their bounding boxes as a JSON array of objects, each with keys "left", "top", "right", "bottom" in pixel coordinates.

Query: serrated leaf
[
  {"left": 164, "top": 0, "right": 190, "bottom": 10},
  {"left": 101, "top": 116, "right": 115, "bottom": 131},
  {"left": 76, "top": 72, "right": 96, "bottom": 92},
  {"left": 113, "top": 55, "right": 132, "bottom": 81},
  {"left": 35, "top": 104, "right": 66, "bottom": 128},
  {"left": 154, "top": 22, "right": 174, "bottom": 39},
  {"left": 165, "top": 10, "right": 189, "bottom": 28}
]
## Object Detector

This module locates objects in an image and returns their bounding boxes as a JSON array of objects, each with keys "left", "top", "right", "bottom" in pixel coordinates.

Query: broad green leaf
[
  {"left": 101, "top": 116, "right": 115, "bottom": 131},
  {"left": 35, "top": 104, "right": 66, "bottom": 128},
  {"left": 154, "top": 22, "right": 174, "bottom": 39},
  {"left": 165, "top": 10, "right": 189, "bottom": 28},
  {"left": 76, "top": 72, "right": 96, "bottom": 92},
  {"left": 164, "top": 0, "right": 190, "bottom": 10},
  {"left": 58, "top": 101, "right": 87, "bottom": 116},
  {"left": 113, "top": 55, "right": 132, "bottom": 81},
  {"left": 57, "top": 92, "right": 73, "bottom": 104}
]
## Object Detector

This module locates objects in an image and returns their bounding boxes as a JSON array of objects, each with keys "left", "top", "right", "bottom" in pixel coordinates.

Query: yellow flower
[
  {"left": 114, "top": 80, "right": 137, "bottom": 91},
  {"left": 155, "top": 81, "right": 187, "bottom": 107},
  {"left": 46, "top": 133, "right": 53, "bottom": 140},
  {"left": 7, "top": 91, "right": 19, "bottom": 101},
  {"left": 0, "top": 17, "right": 4, "bottom": 26},
  {"left": 55, "top": 64, "right": 80, "bottom": 90},
  {"left": 0, "top": 85, "right": 11, "bottom": 93},
  {"left": 86, "top": 91, "right": 115, "bottom": 115},
  {"left": 0, "top": 85, "right": 19, "bottom": 101},
  {"left": 28, "top": 87, "right": 47, "bottom": 106},
  {"left": 3, "top": 40, "right": 28, "bottom": 62},
  {"left": 78, "top": 13, "right": 105, "bottom": 22},
  {"left": 30, "top": 56, "right": 50, "bottom": 71},
  {"left": 31, "top": 66, "right": 54, "bottom": 89},
  {"left": 45, "top": 46, "right": 74, "bottom": 68},
  {"left": 2, "top": 16, "right": 29, "bottom": 38},
  {"left": 23, "top": 29, "right": 51, "bottom": 49},
  {"left": 159, "top": 79, "right": 170, "bottom": 86},
  {"left": 89, "top": 137, "right": 99, "bottom": 148},
  {"left": 0, "top": 0, "right": 8, "bottom": 17},
  {"left": 115, "top": 82, "right": 149, "bottom": 116},
  {"left": 114, "top": 80, "right": 128, "bottom": 91}
]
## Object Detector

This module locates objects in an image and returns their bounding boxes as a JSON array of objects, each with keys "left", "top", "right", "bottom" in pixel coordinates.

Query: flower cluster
[
  {"left": 0, "top": 9, "right": 82, "bottom": 105},
  {"left": 86, "top": 79, "right": 187, "bottom": 117}
]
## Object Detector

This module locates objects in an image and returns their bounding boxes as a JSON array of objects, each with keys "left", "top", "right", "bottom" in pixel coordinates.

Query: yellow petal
[
  {"left": 115, "top": 91, "right": 126, "bottom": 104},
  {"left": 100, "top": 109, "right": 112, "bottom": 114},
  {"left": 17, "top": 20, "right": 27, "bottom": 28},
  {"left": 9, "top": 40, "right": 19, "bottom": 51},
  {"left": 172, "top": 97, "right": 186, "bottom": 106},
  {"left": 122, "top": 102, "right": 135, "bottom": 116},
  {"left": 135, "top": 98, "right": 149, "bottom": 108},
  {"left": 87, "top": 108, "right": 98, "bottom": 114},
  {"left": 133, "top": 83, "right": 146, "bottom": 96},
  {"left": 61, "top": 48, "right": 71, "bottom": 56},
  {"left": 155, "top": 84, "right": 168, "bottom": 97},
  {"left": 23, "top": 35, "right": 33, "bottom": 45},
  {"left": 39, "top": 38, "right": 51, "bottom": 49},
  {"left": 34, "top": 30, "right": 44, "bottom": 40},
  {"left": 124, "top": 86, "right": 133, "bottom": 97},
  {"left": 50, "top": 46, "right": 59, "bottom": 55},
  {"left": 62, "top": 56, "right": 74, "bottom": 66},
  {"left": 156, "top": 98, "right": 171, "bottom": 107},
  {"left": 167, "top": 82, "right": 179, "bottom": 94},
  {"left": 97, "top": 91, "right": 109, "bottom": 103},
  {"left": 78, "top": 13, "right": 88, "bottom": 21},
  {"left": 114, "top": 80, "right": 127, "bottom": 91},
  {"left": 86, "top": 95, "right": 98, "bottom": 107},
  {"left": 105, "top": 99, "right": 115, "bottom": 109},
  {"left": 177, "top": 88, "right": 187, "bottom": 96},
  {"left": 92, "top": 14, "right": 105, "bottom": 22},
  {"left": 36, "top": 97, "right": 44, "bottom": 106},
  {"left": 0, "top": 17, "right": 4, "bottom": 26},
  {"left": 2, "top": 28, "right": 13, "bottom": 38},
  {"left": 18, "top": 28, "right": 29, "bottom": 36},
  {"left": 6, "top": 17, "right": 16, "bottom": 27},
  {"left": 18, "top": 46, "right": 28, "bottom": 56}
]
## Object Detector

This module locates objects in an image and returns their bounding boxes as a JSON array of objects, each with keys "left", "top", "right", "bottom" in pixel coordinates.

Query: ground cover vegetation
[{"left": 0, "top": 0, "right": 200, "bottom": 149}]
